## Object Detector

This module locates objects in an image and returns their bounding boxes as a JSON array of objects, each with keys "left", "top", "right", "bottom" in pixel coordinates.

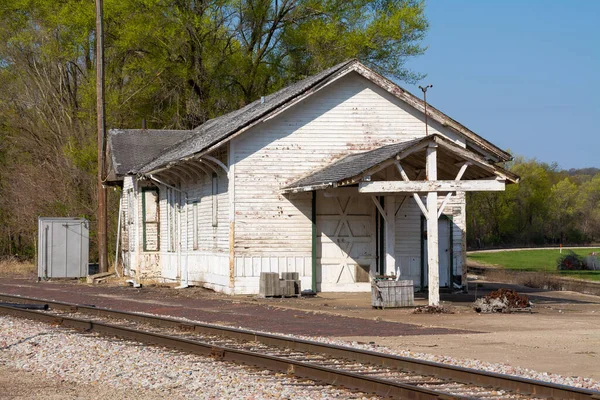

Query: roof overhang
[
  {"left": 138, "top": 60, "right": 512, "bottom": 176},
  {"left": 281, "top": 134, "right": 518, "bottom": 195}
]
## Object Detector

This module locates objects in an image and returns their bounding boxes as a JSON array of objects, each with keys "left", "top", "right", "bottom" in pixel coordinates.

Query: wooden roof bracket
[
  {"left": 437, "top": 162, "right": 470, "bottom": 218},
  {"left": 395, "top": 161, "right": 429, "bottom": 219},
  {"left": 370, "top": 196, "right": 388, "bottom": 224}
]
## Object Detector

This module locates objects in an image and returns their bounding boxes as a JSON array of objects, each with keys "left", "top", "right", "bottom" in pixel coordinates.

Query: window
[
  {"left": 142, "top": 187, "right": 159, "bottom": 251},
  {"left": 212, "top": 173, "right": 218, "bottom": 227},
  {"left": 192, "top": 201, "right": 198, "bottom": 250}
]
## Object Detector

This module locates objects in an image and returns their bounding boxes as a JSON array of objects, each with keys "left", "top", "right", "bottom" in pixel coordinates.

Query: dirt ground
[
  {"left": 245, "top": 281, "right": 600, "bottom": 380},
  {"left": 1, "top": 273, "right": 599, "bottom": 383}
]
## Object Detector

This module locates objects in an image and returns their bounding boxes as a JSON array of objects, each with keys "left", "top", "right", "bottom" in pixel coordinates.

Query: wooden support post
[
  {"left": 426, "top": 144, "right": 440, "bottom": 306},
  {"left": 385, "top": 170, "right": 395, "bottom": 276}
]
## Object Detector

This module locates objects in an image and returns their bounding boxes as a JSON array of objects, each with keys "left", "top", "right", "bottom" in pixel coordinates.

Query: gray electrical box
[{"left": 37, "top": 217, "right": 89, "bottom": 279}]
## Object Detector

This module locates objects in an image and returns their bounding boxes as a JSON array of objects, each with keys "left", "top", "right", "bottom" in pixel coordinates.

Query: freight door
[{"left": 316, "top": 189, "right": 376, "bottom": 291}]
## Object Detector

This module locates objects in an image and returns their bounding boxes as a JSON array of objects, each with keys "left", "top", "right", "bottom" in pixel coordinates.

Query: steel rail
[
  {"left": 0, "top": 304, "right": 462, "bottom": 400},
  {"left": 1, "top": 293, "right": 599, "bottom": 400}
]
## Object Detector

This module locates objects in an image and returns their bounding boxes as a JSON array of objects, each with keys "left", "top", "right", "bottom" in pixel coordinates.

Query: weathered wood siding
[
  {"left": 394, "top": 193, "right": 466, "bottom": 287},
  {"left": 146, "top": 148, "right": 233, "bottom": 292},
  {"left": 180, "top": 149, "right": 231, "bottom": 292},
  {"left": 232, "top": 71, "right": 466, "bottom": 293},
  {"left": 121, "top": 176, "right": 134, "bottom": 276},
  {"left": 449, "top": 192, "right": 467, "bottom": 284}
]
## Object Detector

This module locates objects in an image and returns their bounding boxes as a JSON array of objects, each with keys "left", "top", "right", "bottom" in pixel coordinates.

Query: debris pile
[
  {"left": 474, "top": 288, "right": 530, "bottom": 313},
  {"left": 413, "top": 305, "right": 454, "bottom": 314}
]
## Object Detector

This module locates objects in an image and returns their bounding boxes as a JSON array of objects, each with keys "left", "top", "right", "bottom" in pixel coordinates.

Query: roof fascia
[{"left": 432, "top": 136, "right": 519, "bottom": 183}]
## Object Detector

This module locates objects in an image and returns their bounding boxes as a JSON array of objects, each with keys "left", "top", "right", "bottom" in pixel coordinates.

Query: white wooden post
[
  {"left": 426, "top": 144, "right": 440, "bottom": 306},
  {"left": 385, "top": 168, "right": 395, "bottom": 275}
]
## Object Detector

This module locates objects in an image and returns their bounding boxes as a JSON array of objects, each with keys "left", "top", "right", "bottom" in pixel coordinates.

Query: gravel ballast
[
  {"left": 0, "top": 316, "right": 372, "bottom": 399},
  {"left": 1, "top": 314, "right": 599, "bottom": 398}
]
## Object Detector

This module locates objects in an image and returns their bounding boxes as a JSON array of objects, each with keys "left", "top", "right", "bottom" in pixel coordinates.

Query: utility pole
[
  {"left": 419, "top": 84, "right": 433, "bottom": 135},
  {"left": 96, "top": 0, "right": 108, "bottom": 273}
]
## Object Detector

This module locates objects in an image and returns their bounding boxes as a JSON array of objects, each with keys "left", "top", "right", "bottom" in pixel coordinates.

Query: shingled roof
[
  {"left": 283, "top": 139, "right": 423, "bottom": 193},
  {"left": 107, "top": 129, "right": 194, "bottom": 178},
  {"left": 139, "top": 59, "right": 357, "bottom": 173},
  {"left": 282, "top": 134, "right": 518, "bottom": 194}
]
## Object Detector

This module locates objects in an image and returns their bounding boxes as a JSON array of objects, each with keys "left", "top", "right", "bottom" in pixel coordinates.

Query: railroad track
[{"left": 0, "top": 293, "right": 598, "bottom": 400}]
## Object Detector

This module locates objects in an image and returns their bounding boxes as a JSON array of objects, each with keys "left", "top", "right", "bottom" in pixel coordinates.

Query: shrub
[{"left": 556, "top": 250, "right": 586, "bottom": 270}]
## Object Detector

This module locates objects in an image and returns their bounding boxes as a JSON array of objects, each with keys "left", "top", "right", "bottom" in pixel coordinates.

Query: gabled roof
[
  {"left": 140, "top": 60, "right": 357, "bottom": 173},
  {"left": 107, "top": 129, "right": 194, "bottom": 179},
  {"left": 137, "top": 59, "right": 512, "bottom": 175},
  {"left": 282, "top": 134, "right": 518, "bottom": 194}
]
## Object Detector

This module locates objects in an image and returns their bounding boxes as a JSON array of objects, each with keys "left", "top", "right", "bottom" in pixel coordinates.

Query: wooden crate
[{"left": 371, "top": 280, "right": 414, "bottom": 308}]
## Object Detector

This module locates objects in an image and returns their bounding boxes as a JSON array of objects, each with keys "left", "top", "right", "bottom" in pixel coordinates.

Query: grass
[
  {"left": 0, "top": 257, "right": 36, "bottom": 277},
  {"left": 468, "top": 248, "right": 600, "bottom": 282}
]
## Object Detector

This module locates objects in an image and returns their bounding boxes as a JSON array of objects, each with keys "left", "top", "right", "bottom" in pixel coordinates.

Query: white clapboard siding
[
  {"left": 183, "top": 171, "right": 229, "bottom": 252},
  {"left": 159, "top": 149, "right": 230, "bottom": 288},
  {"left": 232, "top": 72, "right": 466, "bottom": 281}
]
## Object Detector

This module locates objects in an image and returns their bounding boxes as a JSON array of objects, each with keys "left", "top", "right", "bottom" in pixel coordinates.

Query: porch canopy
[{"left": 282, "top": 134, "right": 518, "bottom": 305}]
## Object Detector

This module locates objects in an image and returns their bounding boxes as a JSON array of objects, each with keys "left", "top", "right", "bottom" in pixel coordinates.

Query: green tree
[
  {"left": 0, "top": 0, "right": 429, "bottom": 259},
  {"left": 547, "top": 178, "right": 578, "bottom": 243},
  {"left": 577, "top": 174, "right": 600, "bottom": 241}
]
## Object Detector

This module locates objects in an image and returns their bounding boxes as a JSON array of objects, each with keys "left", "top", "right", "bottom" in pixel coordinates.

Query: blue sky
[{"left": 403, "top": 1, "right": 600, "bottom": 169}]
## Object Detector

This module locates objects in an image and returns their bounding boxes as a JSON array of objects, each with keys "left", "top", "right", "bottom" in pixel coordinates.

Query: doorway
[{"left": 422, "top": 215, "right": 453, "bottom": 289}]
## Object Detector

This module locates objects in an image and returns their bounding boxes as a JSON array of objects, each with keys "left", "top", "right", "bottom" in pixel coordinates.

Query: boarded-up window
[
  {"left": 212, "top": 174, "right": 218, "bottom": 227},
  {"left": 127, "top": 189, "right": 135, "bottom": 252},
  {"left": 142, "top": 187, "right": 159, "bottom": 251},
  {"left": 166, "top": 187, "right": 178, "bottom": 252},
  {"left": 127, "top": 189, "right": 135, "bottom": 225}
]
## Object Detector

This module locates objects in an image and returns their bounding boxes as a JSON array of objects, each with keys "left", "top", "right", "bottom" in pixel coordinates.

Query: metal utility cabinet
[{"left": 37, "top": 217, "right": 89, "bottom": 279}]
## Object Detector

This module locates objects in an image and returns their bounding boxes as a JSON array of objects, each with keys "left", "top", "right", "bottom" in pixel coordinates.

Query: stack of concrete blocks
[
  {"left": 281, "top": 272, "right": 301, "bottom": 297},
  {"left": 259, "top": 272, "right": 301, "bottom": 297}
]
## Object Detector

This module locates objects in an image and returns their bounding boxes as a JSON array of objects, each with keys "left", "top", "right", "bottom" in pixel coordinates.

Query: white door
[
  {"left": 423, "top": 218, "right": 451, "bottom": 287},
  {"left": 316, "top": 189, "right": 376, "bottom": 291}
]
